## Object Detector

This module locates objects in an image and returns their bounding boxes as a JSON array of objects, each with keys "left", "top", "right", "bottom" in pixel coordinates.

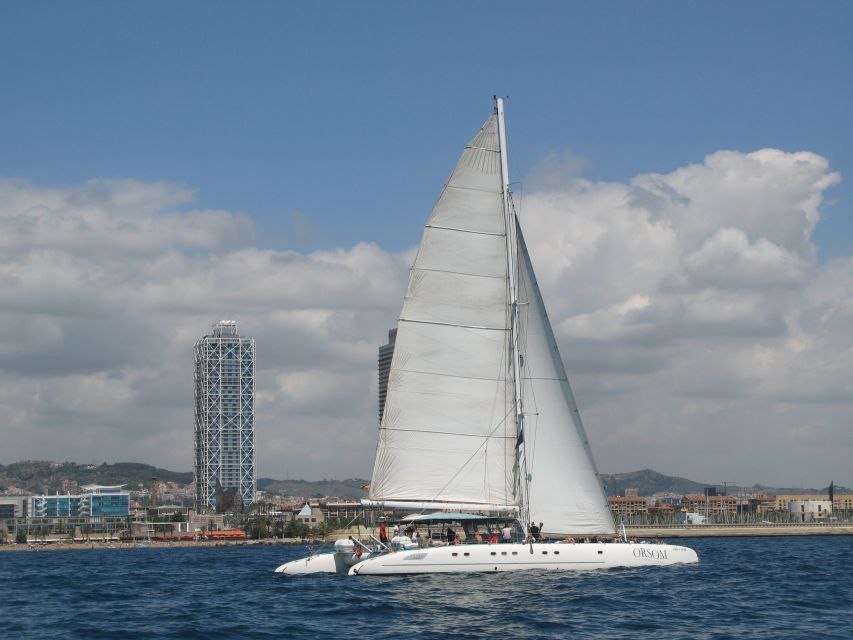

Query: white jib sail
[
  {"left": 516, "top": 225, "right": 616, "bottom": 535},
  {"left": 369, "top": 114, "right": 516, "bottom": 508}
]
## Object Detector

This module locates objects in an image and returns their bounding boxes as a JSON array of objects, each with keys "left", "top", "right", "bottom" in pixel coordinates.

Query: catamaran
[{"left": 277, "top": 98, "right": 698, "bottom": 575}]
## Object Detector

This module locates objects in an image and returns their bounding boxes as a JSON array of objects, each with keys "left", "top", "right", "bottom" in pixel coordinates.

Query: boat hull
[
  {"left": 275, "top": 551, "right": 339, "bottom": 574},
  {"left": 349, "top": 541, "right": 698, "bottom": 575},
  {"left": 274, "top": 550, "right": 375, "bottom": 575}
]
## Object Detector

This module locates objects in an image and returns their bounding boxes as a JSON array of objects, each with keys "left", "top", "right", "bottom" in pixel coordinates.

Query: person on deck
[
  {"left": 529, "top": 522, "right": 542, "bottom": 542},
  {"left": 501, "top": 523, "right": 512, "bottom": 543},
  {"left": 379, "top": 521, "right": 388, "bottom": 544}
]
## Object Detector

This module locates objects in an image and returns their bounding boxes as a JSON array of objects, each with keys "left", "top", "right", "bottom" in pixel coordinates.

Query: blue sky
[
  {"left": 3, "top": 1, "right": 851, "bottom": 255},
  {"left": 2, "top": 2, "right": 852, "bottom": 485}
]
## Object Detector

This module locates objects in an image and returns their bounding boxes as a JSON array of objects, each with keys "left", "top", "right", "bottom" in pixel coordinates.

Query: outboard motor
[
  {"left": 333, "top": 538, "right": 369, "bottom": 574},
  {"left": 390, "top": 535, "right": 418, "bottom": 551}
]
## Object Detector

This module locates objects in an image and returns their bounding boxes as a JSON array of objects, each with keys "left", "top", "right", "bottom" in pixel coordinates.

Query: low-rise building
[
  {"left": 608, "top": 496, "right": 648, "bottom": 519},
  {"left": 788, "top": 500, "right": 832, "bottom": 522},
  {"left": 772, "top": 493, "right": 853, "bottom": 513},
  {"left": 648, "top": 503, "right": 676, "bottom": 518},
  {"left": 321, "top": 501, "right": 366, "bottom": 521},
  {"left": 747, "top": 495, "right": 777, "bottom": 514},
  {"left": 681, "top": 495, "right": 738, "bottom": 517},
  {"left": 293, "top": 504, "right": 324, "bottom": 525},
  {"left": 29, "top": 485, "right": 130, "bottom": 518},
  {"left": 0, "top": 496, "right": 29, "bottom": 522}
]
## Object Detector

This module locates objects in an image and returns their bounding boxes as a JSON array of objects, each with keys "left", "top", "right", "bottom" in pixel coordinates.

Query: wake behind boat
[{"left": 276, "top": 98, "right": 698, "bottom": 575}]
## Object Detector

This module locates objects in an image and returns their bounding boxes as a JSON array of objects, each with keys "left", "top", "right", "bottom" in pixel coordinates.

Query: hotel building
[
  {"left": 28, "top": 485, "right": 129, "bottom": 518},
  {"left": 194, "top": 320, "right": 256, "bottom": 512}
]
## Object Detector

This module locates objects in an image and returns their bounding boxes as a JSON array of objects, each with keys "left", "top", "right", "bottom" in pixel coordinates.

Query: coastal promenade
[
  {"left": 0, "top": 538, "right": 309, "bottom": 552},
  {"left": 3, "top": 523, "right": 852, "bottom": 552}
]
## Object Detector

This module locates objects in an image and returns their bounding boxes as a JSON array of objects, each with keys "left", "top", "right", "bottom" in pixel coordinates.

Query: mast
[{"left": 495, "top": 97, "right": 529, "bottom": 529}]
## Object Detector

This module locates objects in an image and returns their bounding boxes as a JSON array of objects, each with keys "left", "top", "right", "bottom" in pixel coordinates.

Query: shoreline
[
  {"left": 625, "top": 524, "right": 853, "bottom": 538},
  {"left": 0, "top": 538, "right": 323, "bottom": 552},
  {"left": 3, "top": 524, "right": 853, "bottom": 552}
]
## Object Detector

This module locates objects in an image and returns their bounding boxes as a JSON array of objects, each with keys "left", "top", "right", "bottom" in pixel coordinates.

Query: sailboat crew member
[{"left": 529, "top": 522, "right": 542, "bottom": 542}]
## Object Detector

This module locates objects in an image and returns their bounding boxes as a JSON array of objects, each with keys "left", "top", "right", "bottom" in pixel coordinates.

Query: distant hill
[
  {"left": 600, "top": 469, "right": 709, "bottom": 496},
  {"left": 0, "top": 461, "right": 845, "bottom": 498},
  {"left": 257, "top": 478, "right": 368, "bottom": 500},
  {"left": 0, "top": 461, "right": 192, "bottom": 494},
  {"left": 599, "top": 469, "right": 846, "bottom": 496}
]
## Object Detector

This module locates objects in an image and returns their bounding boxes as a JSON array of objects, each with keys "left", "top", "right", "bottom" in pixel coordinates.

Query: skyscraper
[
  {"left": 194, "top": 320, "right": 256, "bottom": 512},
  {"left": 378, "top": 327, "right": 396, "bottom": 424}
]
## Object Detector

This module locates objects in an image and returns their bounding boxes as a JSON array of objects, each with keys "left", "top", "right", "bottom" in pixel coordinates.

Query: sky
[{"left": 1, "top": 2, "right": 851, "bottom": 489}]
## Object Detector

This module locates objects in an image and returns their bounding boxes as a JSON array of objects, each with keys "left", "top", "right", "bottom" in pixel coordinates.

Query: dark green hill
[
  {"left": 0, "top": 460, "right": 192, "bottom": 494},
  {"left": 599, "top": 469, "right": 846, "bottom": 496},
  {"left": 257, "top": 478, "right": 368, "bottom": 500},
  {"left": 601, "top": 469, "right": 711, "bottom": 496},
  {"left": 0, "top": 461, "right": 844, "bottom": 498}
]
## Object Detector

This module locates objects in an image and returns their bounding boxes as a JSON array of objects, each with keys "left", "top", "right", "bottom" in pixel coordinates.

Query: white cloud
[
  {"left": 0, "top": 178, "right": 408, "bottom": 477},
  {"left": 521, "top": 148, "right": 849, "bottom": 487},
  {"left": 0, "top": 149, "right": 849, "bottom": 488},
  {"left": 683, "top": 228, "right": 809, "bottom": 290}
]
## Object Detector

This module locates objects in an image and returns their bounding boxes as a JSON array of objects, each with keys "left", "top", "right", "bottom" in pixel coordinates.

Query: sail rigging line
[
  {"left": 421, "top": 325, "right": 513, "bottom": 507},
  {"left": 515, "top": 244, "right": 541, "bottom": 473},
  {"left": 384, "top": 366, "right": 505, "bottom": 384},
  {"left": 399, "top": 317, "right": 509, "bottom": 333},
  {"left": 424, "top": 398, "right": 516, "bottom": 506},
  {"left": 437, "top": 183, "right": 501, "bottom": 196},
  {"left": 424, "top": 224, "right": 505, "bottom": 237},
  {"left": 380, "top": 426, "right": 514, "bottom": 439},
  {"left": 495, "top": 96, "right": 531, "bottom": 531},
  {"left": 407, "top": 265, "right": 508, "bottom": 280}
]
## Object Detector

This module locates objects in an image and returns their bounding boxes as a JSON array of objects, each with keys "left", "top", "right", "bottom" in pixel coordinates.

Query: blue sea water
[{"left": 1, "top": 536, "right": 851, "bottom": 639}]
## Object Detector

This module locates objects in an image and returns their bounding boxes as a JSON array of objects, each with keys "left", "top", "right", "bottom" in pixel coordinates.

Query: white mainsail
[
  {"left": 368, "top": 102, "right": 616, "bottom": 534},
  {"left": 368, "top": 114, "right": 516, "bottom": 508}
]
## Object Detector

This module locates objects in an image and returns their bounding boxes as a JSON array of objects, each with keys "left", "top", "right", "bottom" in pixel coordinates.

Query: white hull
[
  {"left": 349, "top": 541, "right": 698, "bottom": 575},
  {"left": 275, "top": 551, "right": 339, "bottom": 574},
  {"left": 275, "top": 550, "right": 376, "bottom": 575}
]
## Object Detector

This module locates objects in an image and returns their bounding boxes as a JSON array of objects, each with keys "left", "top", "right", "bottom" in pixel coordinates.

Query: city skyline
[{"left": 1, "top": 3, "right": 851, "bottom": 488}]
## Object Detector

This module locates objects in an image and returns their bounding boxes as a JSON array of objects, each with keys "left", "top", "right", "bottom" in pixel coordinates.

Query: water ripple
[{"left": 1, "top": 537, "right": 851, "bottom": 638}]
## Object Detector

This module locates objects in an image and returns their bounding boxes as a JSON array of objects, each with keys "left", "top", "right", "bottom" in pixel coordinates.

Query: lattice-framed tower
[{"left": 194, "top": 320, "right": 256, "bottom": 512}]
